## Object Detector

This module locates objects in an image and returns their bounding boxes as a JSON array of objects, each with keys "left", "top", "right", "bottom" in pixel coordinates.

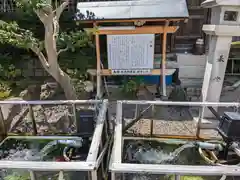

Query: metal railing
[
  {"left": 110, "top": 100, "right": 240, "bottom": 180},
  {"left": 0, "top": 99, "right": 109, "bottom": 180}
]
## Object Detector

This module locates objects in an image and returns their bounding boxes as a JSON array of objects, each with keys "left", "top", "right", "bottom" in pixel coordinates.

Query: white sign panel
[{"left": 107, "top": 34, "right": 155, "bottom": 70}]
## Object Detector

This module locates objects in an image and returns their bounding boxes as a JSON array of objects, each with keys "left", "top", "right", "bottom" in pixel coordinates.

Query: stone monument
[{"left": 201, "top": 0, "right": 240, "bottom": 118}]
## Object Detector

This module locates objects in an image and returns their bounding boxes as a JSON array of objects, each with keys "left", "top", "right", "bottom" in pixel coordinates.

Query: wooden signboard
[{"left": 107, "top": 34, "right": 155, "bottom": 74}]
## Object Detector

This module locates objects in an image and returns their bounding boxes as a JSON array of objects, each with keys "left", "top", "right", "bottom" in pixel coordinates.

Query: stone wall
[{"left": 21, "top": 58, "right": 49, "bottom": 77}]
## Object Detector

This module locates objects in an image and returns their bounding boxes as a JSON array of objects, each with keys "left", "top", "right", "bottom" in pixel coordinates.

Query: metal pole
[
  {"left": 0, "top": 99, "right": 101, "bottom": 105},
  {"left": 58, "top": 171, "right": 64, "bottom": 180},
  {"left": 91, "top": 171, "right": 98, "bottom": 180},
  {"left": 29, "top": 170, "right": 36, "bottom": 180},
  {"left": 87, "top": 100, "right": 108, "bottom": 162},
  {"left": 161, "top": 21, "right": 168, "bottom": 97},
  {"left": 113, "top": 101, "right": 123, "bottom": 163},
  {"left": 150, "top": 105, "right": 155, "bottom": 136},
  {"left": 72, "top": 103, "right": 77, "bottom": 131},
  {"left": 175, "top": 175, "right": 181, "bottom": 180},
  {"left": 0, "top": 107, "right": 6, "bottom": 138},
  {"left": 111, "top": 172, "right": 116, "bottom": 180},
  {"left": 95, "top": 23, "right": 102, "bottom": 98},
  {"left": 0, "top": 161, "right": 94, "bottom": 171},
  {"left": 120, "top": 100, "right": 240, "bottom": 107},
  {"left": 196, "top": 106, "right": 204, "bottom": 138},
  {"left": 111, "top": 163, "right": 240, "bottom": 176}
]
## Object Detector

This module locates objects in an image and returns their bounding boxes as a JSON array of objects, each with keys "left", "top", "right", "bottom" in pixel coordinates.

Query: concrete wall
[{"left": 177, "top": 54, "right": 207, "bottom": 87}]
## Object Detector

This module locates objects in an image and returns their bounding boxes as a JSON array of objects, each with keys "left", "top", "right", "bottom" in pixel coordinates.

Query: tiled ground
[{"left": 107, "top": 86, "right": 221, "bottom": 139}]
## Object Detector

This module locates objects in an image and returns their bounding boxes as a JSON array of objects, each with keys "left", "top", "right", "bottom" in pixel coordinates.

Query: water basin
[
  {"left": 0, "top": 136, "right": 86, "bottom": 162},
  {"left": 123, "top": 139, "right": 206, "bottom": 165},
  {"left": 122, "top": 139, "right": 222, "bottom": 180},
  {"left": 0, "top": 136, "right": 89, "bottom": 180}
]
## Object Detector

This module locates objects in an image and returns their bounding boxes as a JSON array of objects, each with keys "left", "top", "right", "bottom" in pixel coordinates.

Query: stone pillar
[
  {"left": 200, "top": 0, "right": 240, "bottom": 119},
  {"left": 202, "top": 35, "right": 232, "bottom": 118}
]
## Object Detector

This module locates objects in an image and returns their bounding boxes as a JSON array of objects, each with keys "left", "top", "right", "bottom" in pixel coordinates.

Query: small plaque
[{"left": 111, "top": 69, "right": 151, "bottom": 75}]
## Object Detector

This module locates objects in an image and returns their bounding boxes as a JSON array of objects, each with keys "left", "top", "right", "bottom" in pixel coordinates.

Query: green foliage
[
  {"left": 0, "top": 82, "right": 11, "bottom": 100},
  {"left": 0, "top": 0, "right": 94, "bottom": 99},
  {"left": 4, "top": 171, "right": 71, "bottom": 180},
  {"left": 0, "top": 20, "right": 40, "bottom": 50},
  {"left": 0, "top": 53, "right": 23, "bottom": 100},
  {"left": 59, "top": 47, "right": 96, "bottom": 72},
  {"left": 4, "top": 172, "right": 30, "bottom": 180},
  {"left": 15, "top": 0, "right": 56, "bottom": 11},
  {"left": 0, "top": 64, "right": 22, "bottom": 80},
  {"left": 57, "top": 31, "right": 92, "bottom": 53},
  {"left": 121, "top": 77, "right": 144, "bottom": 96},
  {"left": 0, "top": 0, "right": 92, "bottom": 54}
]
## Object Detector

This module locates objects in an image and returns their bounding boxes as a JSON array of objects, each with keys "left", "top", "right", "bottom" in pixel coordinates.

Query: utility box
[
  {"left": 76, "top": 109, "right": 95, "bottom": 137},
  {"left": 218, "top": 112, "right": 240, "bottom": 141}
]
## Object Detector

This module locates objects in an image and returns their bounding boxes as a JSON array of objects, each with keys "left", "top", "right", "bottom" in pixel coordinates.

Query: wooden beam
[
  {"left": 161, "top": 21, "right": 169, "bottom": 97},
  {"left": 79, "top": 18, "right": 187, "bottom": 24},
  {"left": 95, "top": 26, "right": 178, "bottom": 35},
  {"left": 94, "top": 22, "right": 102, "bottom": 98}
]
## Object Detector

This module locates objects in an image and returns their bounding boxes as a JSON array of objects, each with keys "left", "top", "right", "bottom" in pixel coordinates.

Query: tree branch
[
  {"left": 53, "top": 17, "right": 59, "bottom": 37},
  {"left": 34, "top": 9, "right": 48, "bottom": 24},
  {"left": 57, "top": 47, "right": 69, "bottom": 55},
  {"left": 56, "top": 0, "right": 69, "bottom": 21},
  {"left": 31, "top": 46, "right": 50, "bottom": 68}
]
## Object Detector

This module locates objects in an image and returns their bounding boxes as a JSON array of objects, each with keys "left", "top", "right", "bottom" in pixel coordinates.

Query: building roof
[
  {"left": 75, "top": 0, "right": 189, "bottom": 22},
  {"left": 201, "top": 0, "right": 240, "bottom": 8}
]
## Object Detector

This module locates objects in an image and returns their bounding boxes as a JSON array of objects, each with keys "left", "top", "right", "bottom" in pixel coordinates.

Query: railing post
[
  {"left": 150, "top": 105, "right": 155, "bottom": 136},
  {"left": 111, "top": 172, "right": 116, "bottom": 180},
  {"left": 91, "top": 170, "right": 98, "bottom": 180},
  {"left": 29, "top": 170, "right": 36, "bottom": 180},
  {"left": 72, "top": 103, "right": 77, "bottom": 128},
  {"left": 196, "top": 105, "right": 204, "bottom": 138},
  {"left": 0, "top": 107, "right": 6, "bottom": 139},
  {"left": 175, "top": 175, "right": 181, "bottom": 180},
  {"left": 28, "top": 105, "right": 37, "bottom": 135}
]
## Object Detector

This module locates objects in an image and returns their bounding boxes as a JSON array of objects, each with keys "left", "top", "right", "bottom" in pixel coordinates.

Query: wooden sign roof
[{"left": 75, "top": 0, "right": 189, "bottom": 22}]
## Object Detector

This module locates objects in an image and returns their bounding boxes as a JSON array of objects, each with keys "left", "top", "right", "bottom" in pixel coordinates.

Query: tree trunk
[
  {"left": 57, "top": 70, "right": 78, "bottom": 100},
  {"left": 32, "top": 7, "right": 78, "bottom": 100},
  {"left": 43, "top": 64, "right": 78, "bottom": 100},
  {"left": 43, "top": 20, "right": 77, "bottom": 100}
]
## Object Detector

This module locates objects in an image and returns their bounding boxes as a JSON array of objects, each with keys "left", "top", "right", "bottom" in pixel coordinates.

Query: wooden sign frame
[{"left": 91, "top": 18, "right": 186, "bottom": 98}]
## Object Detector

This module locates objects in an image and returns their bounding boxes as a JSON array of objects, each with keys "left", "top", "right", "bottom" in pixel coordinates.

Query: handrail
[
  {"left": 120, "top": 100, "right": 240, "bottom": 107},
  {"left": 0, "top": 99, "right": 102, "bottom": 105}
]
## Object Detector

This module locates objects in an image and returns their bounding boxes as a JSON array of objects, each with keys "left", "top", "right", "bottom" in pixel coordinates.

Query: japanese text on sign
[
  {"left": 107, "top": 34, "right": 155, "bottom": 70},
  {"left": 111, "top": 69, "right": 151, "bottom": 75}
]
